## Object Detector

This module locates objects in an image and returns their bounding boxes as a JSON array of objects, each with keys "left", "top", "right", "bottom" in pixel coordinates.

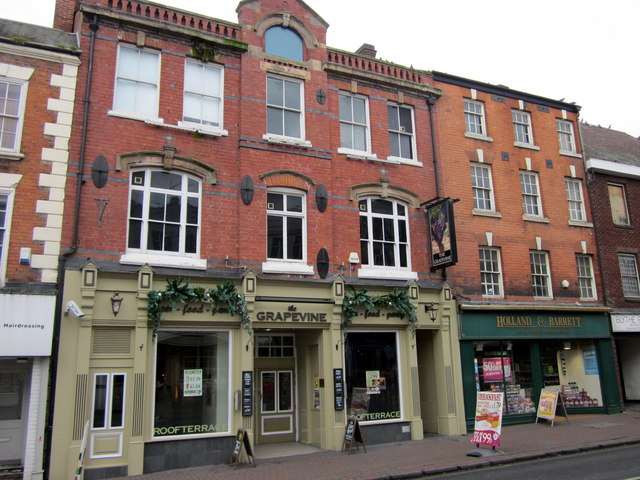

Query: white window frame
[
  {"left": 464, "top": 99, "right": 489, "bottom": 139},
  {"left": 120, "top": 169, "right": 206, "bottom": 270},
  {"left": 557, "top": 120, "right": 577, "bottom": 154},
  {"left": 358, "top": 197, "right": 416, "bottom": 280},
  {"left": 338, "top": 92, "right": 372, "bottom": 156},
  {"left": 479, "top": 247, "right": 503, "bottom": 298},
  {"left": 576, "top": 254, "right": 596, "bottom": 300},
  {"left": 178, "top": 60, "right": 225, "bottom": 136},
  {"left": 0, "top": 78, "right": 27, "bottom": 155},
  {"left": 619, "top": 254, "right": 640, "bottom": 298},
  {"left": 262, "top": 188, "right": 313, "bottom": 275},
  {"left": 608, "top": 183, "right": 631, "bottom": 226},
  {"left": 530, "top": 250, "right": 553, "bottom": 298},
  {"left": 520, "top": 171, "right": 544, "bottom": 219},
  {"left": 470, "top": 163, "right": 496, "bottom": 213},
  {"left": 0, "top": 188, "right": 16, "bottom": 287},
  {"left": 264, "top": 75, "right": 308, "bottom": 145},
  {"left": 512, "top": 110, "right": 536, "bottom": 148},
  {"left": 260, "top": 370, "right": 294, "bottom": 414},
  {"left": 565, "top": 178, "right": 587, "bottom": 223},
  {"left": 387, "top": 103, "right": 418, "bottom": 164},
  {"left": 111, "top": 45, "right": 160, "bottom": 121},
  {"left": 91, "top": 373, "right": 126, "bottom": 431}
]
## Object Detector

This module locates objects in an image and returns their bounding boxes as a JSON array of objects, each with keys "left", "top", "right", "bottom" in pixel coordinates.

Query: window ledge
[
  {"left": 262, "top": 261, "right": 314, "bottom": 275},
  {"left": 533, "top": 296, "right": 554, "bottom": 301},
  {"left": 622, "top": 296, "right": 640, "bottom": 302},
  {"left": 357, "top": 268, "right": 417, "bottom": 281},
  {"left": 143, "top": 119, "right": 229, "bottom": 137},
  {"left": 568, "top": 220, "right": 593, "bottom": 228},
  {"left": 482, "top": 294, "right": 504, "bottom": 299},
  {"left": 472, "top": 209, "right": 502, "bottom": 218},
  {"left": 386, "top": 156, "right": 424, "bottom": 167},
  {"left": 465, "top": 132, "right": 494, "bottom": 142},
  {"left": 338, "top": 148, "right": 378, "bottom": 161},
  {"left": 263, "top": 134, "right": 312, "bottom": 148},
  {"left": 108, "top": 110, "right": 163, "bottom": 123},
  {"left": 513, "top": 142, "right": 540, "bottom": 151},
  {"left": 559, "top": 150, "right": 582, "bottom": 158},
  {"left": 522, "top": 215, "right": 549, "bottom": 223},
  {"left": 120, "top": 253, "right": 207, "bottom": 270},
  {"left": 0, "top": 151, "right": 25, "bottom": 161}
]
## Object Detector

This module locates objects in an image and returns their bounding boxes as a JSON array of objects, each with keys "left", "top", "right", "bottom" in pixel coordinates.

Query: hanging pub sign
[{"left": 425, "top": 198, "right": 458, "bottom": 270}]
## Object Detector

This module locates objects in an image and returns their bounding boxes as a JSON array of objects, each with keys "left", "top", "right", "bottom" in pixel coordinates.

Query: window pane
[
  {"left": 185, "top": 226, "right": 197, "bottom": 254},
  {"left": 111, "top": 375, "right": 125, "bottom": 428},
  {"left": 353, "top": 125, "right": 366, "bottom": 151},
  {"left": 147, "top": 222, "right": 164, "bottom": 250},
  {"left": 372, "top": 217, "right": 383, "bottom": 240},
  {"left": 187, "top": 197, "right": 198, "bottom": 225},
  {"left": 151, "top": 171, "right": 181, "bottom": 191},
  {"left": 267, "top": 77, "right": 283, "bottom": 106},
  {"left": 608, "top": 184, "right": 629, "bottom": 225},
  {"left": 287, "top": 195, "right": 302, "bottom": 213},
  {"left": 284, "top": 81, "right": 300, "bottom": 110},
  {"left": 389, "top": 133, "right": 399, "bottom": 157},
  {"left": 283, "top": 110, "right": 301, "bottom": 138},
  {"left": 278, "top": 372, "right": 293, "bottom": 411},
  {"left": 340, "top": 123, "right": 352, "bottom": 149},
  {"left": 266, "top": 107, "right": 283, "bottom": 135},
  {"left": 138, "top": 51, "right": 158, "bottom": 83},
  {"left": 154, "top": 332, "right": 230, "bottom": 437},
  {"left": 163, "top": 224, "right": 179, "bottom": 252},
  {"left": 93, "top": 375, "right": 108, "bottom": 428},
  {"left": 128, "top": 219, "right": 142, "bottom": 249},
  {"left": 371, "top": 199, "right": 393, "bottom": 215},
  {"left": 265, "top": 26, "right": 303, "bottom": 61},
  {"left": 353, "top": 97, "right": 366, "bottom": 124},
  {"left": 339, "top": 94, "right": 352, "bottom": 122},
  {"left": 268, "top": 192, "right": 284, "bottom": 211},
  {"left": 387, "top": 105, "right": 398, "bottom": 130},
  {"left": 267, "top": 215, "right": 284, "bottom": 259},
  {"left": 287, "top": 217, "right": 303, "bottom": 260},
  {"left": 165, "top": 195, "right": 181, "bottom": 223},
  {"left": 345, "top": 332, "right": 401, "bottom": 422},
  {"left": 149, "top": 192, "right": 165, "bottom": 221},
  {"left": 129, "top": 189, "right": 143, "bottom": 219},
  {"left": 383, "top": 242, "right": 395, "bottom": 266},
  {"left": 262, "top": 372, "right": 276, "bottom": 412},
  {"left": 398, "top": 107, "right": 413, "bottom": 133}
]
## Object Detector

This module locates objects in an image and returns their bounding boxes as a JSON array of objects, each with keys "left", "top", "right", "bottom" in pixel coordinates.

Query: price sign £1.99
[{"left": 471, "top": 391, "right": 504, "bottom": 448}]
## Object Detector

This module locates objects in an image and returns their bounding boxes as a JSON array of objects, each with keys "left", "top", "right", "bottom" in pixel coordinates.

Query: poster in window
[
  {"left": 583, "top": 349, "right": 599, "bottom": 375},
  {"left": 366, "top": 370, "right": 386, "bottom": 394},
  {"left": 184, "top": 369, "right": 203, "bottom": 397},
  {"left": 482, "top": 358, "right": 512, "bottom": 382},
  {"left": 427, "top": 198, "right": 458, "bottom": 270}
]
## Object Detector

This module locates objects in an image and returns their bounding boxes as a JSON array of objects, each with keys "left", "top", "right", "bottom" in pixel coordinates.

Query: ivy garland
[
  {"left": 342, "top": 287, "right": 418, "bottom": 336},
  {"left": 147, "top": 278, "right": 252, "bottom": 339}
]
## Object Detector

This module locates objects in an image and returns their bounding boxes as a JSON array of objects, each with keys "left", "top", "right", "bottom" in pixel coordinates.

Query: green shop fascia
[{"left": 459, "top": 307, "right": 620, "bottom": 429}]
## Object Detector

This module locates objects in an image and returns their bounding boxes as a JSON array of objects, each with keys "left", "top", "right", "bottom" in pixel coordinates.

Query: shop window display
[
  {"left": 474, "top": 341, "right": 536, "bottom": 415},
  {"left": 345, "top": 332, "right": 401, "bottom": 422},
  {"left": 154, "top": 331, "right": 230, "bottom": 437}
]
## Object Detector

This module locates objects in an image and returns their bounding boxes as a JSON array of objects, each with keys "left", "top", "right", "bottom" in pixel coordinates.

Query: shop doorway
[
  {"left": 255, "top": 335, "right": 296, "bottom": 444},
  {"left": 0, "top": 359, "right": 30, "bottom": 464}
]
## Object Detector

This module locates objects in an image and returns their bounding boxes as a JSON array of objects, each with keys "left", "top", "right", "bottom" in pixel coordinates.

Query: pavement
[{"left": 119, "top": 404, "right": 640, "bottom": 480}]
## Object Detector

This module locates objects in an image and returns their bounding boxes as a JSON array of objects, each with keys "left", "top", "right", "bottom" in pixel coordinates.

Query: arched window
[{"left": 265, "top": 26, "right": 303, "bottom": 62}]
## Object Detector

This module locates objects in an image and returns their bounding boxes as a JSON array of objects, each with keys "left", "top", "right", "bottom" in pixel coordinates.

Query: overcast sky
[{"left": 5, "top": 0, "right": 639, "bottom": 138}]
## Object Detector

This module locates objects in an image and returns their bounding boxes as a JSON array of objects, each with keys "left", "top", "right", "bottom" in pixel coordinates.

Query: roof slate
[
  {"left": 0, "top": 17, "right": 78, "bottom": 52},
  {"left": 581, "top": 122, "right": 640, "bottom": 167}
]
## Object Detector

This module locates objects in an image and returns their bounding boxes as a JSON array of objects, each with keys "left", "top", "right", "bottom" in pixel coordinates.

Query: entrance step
[{"left": 0, "top": 465, "right": 23, "bottom": 480}]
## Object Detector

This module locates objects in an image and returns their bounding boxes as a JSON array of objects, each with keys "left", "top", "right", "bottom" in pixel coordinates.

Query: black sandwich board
[
  {"left": 342, "top": 417, "right": 366, "bottom": 454},
  {"left": 229, "top": 428, "right": 255, "bottom": 467}
]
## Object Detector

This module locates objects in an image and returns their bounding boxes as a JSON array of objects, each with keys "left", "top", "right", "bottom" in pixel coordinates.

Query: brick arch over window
[
  {"left": 259, "top": 170, "right": 316, "bottom": 191},
  {"left": 116, "top": 145, "right": 217, "bottom": 184},
  {"left": 254, "top": 12, "right": 318, "bottom": 49},
  {"left": 349, "top": 182, "right": 420, "bottom": 208}
]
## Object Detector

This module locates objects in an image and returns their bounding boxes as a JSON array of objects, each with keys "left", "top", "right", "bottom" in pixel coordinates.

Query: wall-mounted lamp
[
  {"left": 424, "top": 302, "right": 439, "bottom": 322},
  {"left": 563, "top": 341, "right": 571, "bottom": 350},
  {"left": 110, "top": 292, "right": 123, "bottom": 316}
]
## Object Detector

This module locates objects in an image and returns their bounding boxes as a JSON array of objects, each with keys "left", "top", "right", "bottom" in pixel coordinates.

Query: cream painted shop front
[{"left": 49, "top": 262, "right": 466, "bottom": 478}]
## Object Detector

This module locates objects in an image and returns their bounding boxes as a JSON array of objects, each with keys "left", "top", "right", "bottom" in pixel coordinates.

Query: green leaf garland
[
  {"left": 147, "top": 278, "right": 252, "bottom": 339},
  {"left": 342, "top": 287, "right": 418, "bottom": 336}
]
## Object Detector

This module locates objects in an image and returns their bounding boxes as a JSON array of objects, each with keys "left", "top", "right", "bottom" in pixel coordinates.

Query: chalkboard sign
[
  {"left": 334, "top": 368, "right": 344, "bottom": 411},
  {"left": 342, "top": 417, "right": 366, "bottom": 454},
  {"left": 242, "top": 371, "right": 253, "bottom": 417},
  {"left": 229, "top": 428, "right": 255, "bottom": 467}
]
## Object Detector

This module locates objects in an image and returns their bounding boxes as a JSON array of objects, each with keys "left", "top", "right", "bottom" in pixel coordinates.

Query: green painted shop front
[{"left": 459, "top": 309, "right": 621, "bottom": 430}]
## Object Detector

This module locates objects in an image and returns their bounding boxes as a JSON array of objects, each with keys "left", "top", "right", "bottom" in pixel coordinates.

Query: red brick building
[
  {"left": 431, "top": 72, "right": 620, "bottom": 425},
  {"left": 0, "top": 18, "right": 79, "bottom": 478},
  {"left": 49, "top": 0, "right": 467, "bottom": 477},
  {"left": 582, "top": 123, "right": 640, "bottom": 402}
]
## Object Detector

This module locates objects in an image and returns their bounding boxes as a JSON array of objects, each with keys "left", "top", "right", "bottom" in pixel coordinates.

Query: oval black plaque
[
  {"left": 91, "top": 155, "right": 109, "bottom": 188},
  {"left": 241, "top": 175, "right": 254, "bottom": 205},
  {"left": 316, "top": 184, "right": 328, "bottom": 212},
  {"left": 317, "top": 248, "right": 329, "bottom": 279}
]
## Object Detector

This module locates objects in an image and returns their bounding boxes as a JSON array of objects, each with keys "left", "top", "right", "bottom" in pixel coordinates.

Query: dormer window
[{"left": 265, "top": 26, "right": 303, "bottom": 62}]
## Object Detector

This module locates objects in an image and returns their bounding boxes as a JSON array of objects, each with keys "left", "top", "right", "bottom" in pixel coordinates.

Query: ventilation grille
[
  {"left": 132, "top": 373, "right": 145, "bottom": 437},
  {"left": 92, "top": 327, "right": 132, "bottom": 355},
  {"left": 73, "top": 374, "right": 88, "bottom": 441}
]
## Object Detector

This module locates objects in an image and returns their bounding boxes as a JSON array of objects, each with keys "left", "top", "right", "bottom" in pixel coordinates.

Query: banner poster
[
  {"left": 471, "top": 391, "right": 504, "bottom": 447},
  {"left": 482, "top": 357, "right": 512, "bottom": 382},
  {"left": 427, "top": 198, "right": 458, "bottom": 270},
  {"left": 537, "top": 389, "right": 559, "bottom": 421},
  {"left": 366, "top": 370, "right": 383, "bottom": 394},
  {"left": 183, "top": 369, "right": 203, "bottom": 397}
]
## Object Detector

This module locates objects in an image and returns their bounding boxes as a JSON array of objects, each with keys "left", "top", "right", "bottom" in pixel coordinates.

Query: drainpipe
[
  {"left": 45, "top": 14, "right": 99, "bottom": 479},
  {"left": 426, "top": 95, "right": 446, "bottom": 282}
]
